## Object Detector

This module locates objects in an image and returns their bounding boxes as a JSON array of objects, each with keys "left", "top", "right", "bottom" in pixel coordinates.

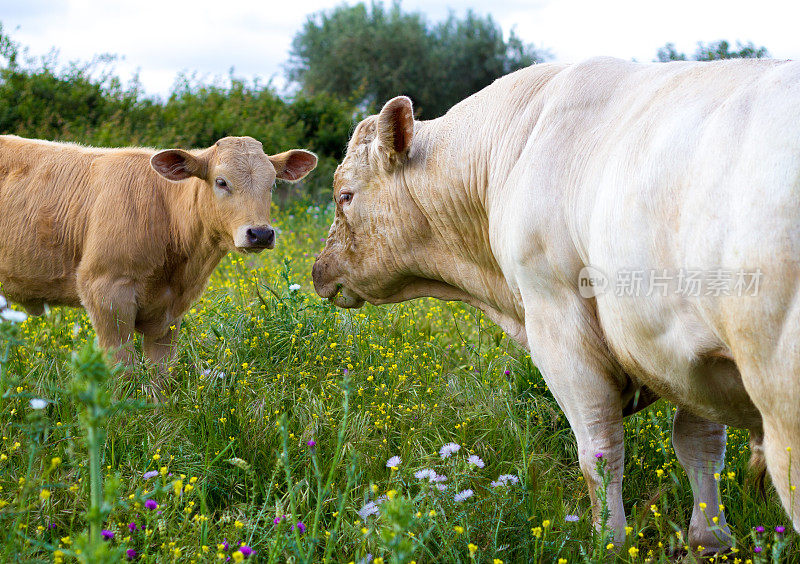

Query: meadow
[{"left": 0, "top": 201, "right": 796, "bottom": 563}]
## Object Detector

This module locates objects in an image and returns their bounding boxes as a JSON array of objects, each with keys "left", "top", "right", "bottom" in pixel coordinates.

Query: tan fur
[{"left": 0, "top": 135, "right": 316, "bottom": 369}]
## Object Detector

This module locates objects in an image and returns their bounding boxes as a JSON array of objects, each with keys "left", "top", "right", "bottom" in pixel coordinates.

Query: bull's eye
[
  {"left": 215, "top": 177, "right": 230, "bottom": 192},
  {"left": 338, "top": 192, "right": 353, "bottom": 205}
]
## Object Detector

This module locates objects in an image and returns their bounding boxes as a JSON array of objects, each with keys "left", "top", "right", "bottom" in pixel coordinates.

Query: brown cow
[{"left": 0, "top": 135, "right": 316, "bottom": 370}]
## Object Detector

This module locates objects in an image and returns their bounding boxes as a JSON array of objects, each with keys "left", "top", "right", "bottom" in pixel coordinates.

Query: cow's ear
[
  {"left": 377, "top": 96, "right": 414, "bottom": 159},
  {"left": 270, "top": 149, "right": 318, "bottom": 182},
  {"left": 151, "top": 149, "right": 206, "bottom": 181}
]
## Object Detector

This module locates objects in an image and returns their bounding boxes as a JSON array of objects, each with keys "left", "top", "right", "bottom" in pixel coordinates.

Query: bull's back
[{"left": 0, "top": 136, "right": 99, "bottom": 306}]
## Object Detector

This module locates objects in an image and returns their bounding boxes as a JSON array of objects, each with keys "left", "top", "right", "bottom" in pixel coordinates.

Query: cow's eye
[
  {"left": 215, "top": 177, "right": 230, "bottom": 192},
  {"left": 338, "top": 192, "right": 353, "bottom": 205}
]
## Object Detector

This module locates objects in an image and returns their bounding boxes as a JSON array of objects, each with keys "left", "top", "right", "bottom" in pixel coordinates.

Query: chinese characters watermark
[{"left": 578, "top": 266, "right": 762, "bottom": 299}]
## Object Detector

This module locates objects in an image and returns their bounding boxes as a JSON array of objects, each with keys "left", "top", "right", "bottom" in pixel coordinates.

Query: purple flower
[
  {"left": 144, "top": 499, "right": 158, "bottom": 510},
  {"left": 307, "top": 440, "right": 316, "bottom": 447},
  {"left": 222, "top": 540, "right": 229, "bottom": 551},
  {"left": 143, "top": 470, "right": 158, "bottom": 480},
  {"left": 126, "top": 548, "right": 137, "bottom": 560},
  {"left": 755, "top": 546, "right": 763, "bottom": 553},
  {"left": 273, "top": 516, "right": 282, "bottom": 525},
  {"left": 439, "top": 442, "right": 460, "bottom": 459},
  {"left": 755, "top": 525, "right": 765, "bottom": 533},
  {"left": 504, "top": 369, "right": 511, "bottom": 376},
  {"left": 565, "top": 515, "right": 580, "bottom": 522},
  {"left": 386, "top": 456, "right": 402, "bottom": 468},
  {"left": 240, "top": 545, "right": 253, "bottom": 558},
  {"left": 467, "top": 455, "right": 485, "bottom": 468},
  {"left": 293, "top": 521, "right": 306, "bottom": 534},
  {"left": 490, "top": 474, "right": 519, "bottom": 488},
  {"left": 101, "top": 529, "right": 114, "bottom": 540},
  {"left": 595, "top": 452, "right": 603, "bottom": 459},
  {"left": 128, "top": 522, "right": 137, "bottom": 532},
  {"left": 358, "top": 501, "right": 380, "bottom": 520},
  {"left": 776, "top": 525, "right": 786, "bottom": 534}
]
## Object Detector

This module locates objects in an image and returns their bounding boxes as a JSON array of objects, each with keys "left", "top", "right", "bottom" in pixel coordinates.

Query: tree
[
  {"left": 0, "top": 24, "right": 359, "bottom": 203},
  {"left": 428, "top": 12, "right": 542, "bottom": 117},
  {"left": 286, "top": 1, "right": 546, "bottom": 118},
  {"left": 656, "top": 40, "right": 769, "bottom": 62}
]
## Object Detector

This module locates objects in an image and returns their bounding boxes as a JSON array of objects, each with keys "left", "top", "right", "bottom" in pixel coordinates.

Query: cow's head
[
  {"left": 313, "top": 96, "right": 435, "bottom": 307},
  {"left": 151, "top": 136, "right": 317, "bottom": 252}
]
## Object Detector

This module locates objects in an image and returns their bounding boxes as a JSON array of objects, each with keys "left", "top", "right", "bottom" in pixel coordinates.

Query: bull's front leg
[
  {"left": 672, "top": 407, "right": 733, "bottom": 553},
  {"left": 523, "top": 293, "right": 628, "bottom": 546}
]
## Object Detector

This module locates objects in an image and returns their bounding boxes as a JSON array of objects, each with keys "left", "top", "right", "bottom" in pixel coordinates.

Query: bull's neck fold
[{"left": 398, "top": 65, "right": 563, "bottom": 342}]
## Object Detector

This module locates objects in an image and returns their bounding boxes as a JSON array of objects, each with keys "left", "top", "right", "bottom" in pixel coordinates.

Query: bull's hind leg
[
  {"left": 761, "top": 414, "right": 800, "bottom": 529},
  {"left": 738, "top": 364, "right": 800, "bottom": 529},
  {"left": 672, "top": 408, "right": 733, "bottom": 552},
  {"left": 723, "top": 283, "right": 800, "bottom": 531}
]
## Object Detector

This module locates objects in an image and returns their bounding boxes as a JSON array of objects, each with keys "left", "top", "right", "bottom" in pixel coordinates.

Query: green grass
[{"left": 0, "top": 202, "right": 796, "bottom": 563}]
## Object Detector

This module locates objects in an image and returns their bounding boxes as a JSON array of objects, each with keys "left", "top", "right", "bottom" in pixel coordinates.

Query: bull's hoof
[{"left": 688, "top": 524, "right": 733, "bottom": 556}]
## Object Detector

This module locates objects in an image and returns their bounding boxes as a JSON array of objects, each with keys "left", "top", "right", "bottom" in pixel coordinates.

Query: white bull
[{"left": 312, "top": 57, "right": 800, "bottom": 551}]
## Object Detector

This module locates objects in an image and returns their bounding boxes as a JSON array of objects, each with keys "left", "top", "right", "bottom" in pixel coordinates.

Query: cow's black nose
[{"left": 246, "top": 227, "right": 275, "bottom": 247}]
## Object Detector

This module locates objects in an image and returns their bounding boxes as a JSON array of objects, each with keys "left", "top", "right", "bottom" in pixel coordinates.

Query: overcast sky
[{"left": 1, "top": 0, "right": 798, "bottom": 99}]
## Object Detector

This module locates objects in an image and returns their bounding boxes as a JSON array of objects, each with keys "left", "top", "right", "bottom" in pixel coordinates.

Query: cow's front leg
[
  {"left": 79, "top": 275, "right": 137, "bottom": 366},
  {"left": 143, "top": 318, "right": 182, "bottom": 369},
  {"left": 523, "top": 296, "right": 628, "bottom": 546},
  {"left": 672, "top": 407, "right": 733, "bottom": 553}
]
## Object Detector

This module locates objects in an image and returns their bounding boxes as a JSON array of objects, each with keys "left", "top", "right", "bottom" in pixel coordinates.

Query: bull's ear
[
  {"left": 377, "top": 96, "right": 414, "bottom": 157},
  {"left": 270, "top": 149, "right": 318, "bottom": 182},
  {"left": 151, "top": 149, "right": 206, "bottom": 181}
]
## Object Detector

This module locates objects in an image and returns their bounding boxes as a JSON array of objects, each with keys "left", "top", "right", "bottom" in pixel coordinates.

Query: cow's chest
[{"left": 134, "top": 253, "right": 217, "bottom": 338}]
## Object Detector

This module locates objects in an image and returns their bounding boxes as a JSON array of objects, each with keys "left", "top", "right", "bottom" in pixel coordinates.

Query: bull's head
[
  {"left": 313, "top": 96, "right": 435, "bottom": 307},
  {"left": 151, "top": 136, "right": 317, "bottom": 252}
]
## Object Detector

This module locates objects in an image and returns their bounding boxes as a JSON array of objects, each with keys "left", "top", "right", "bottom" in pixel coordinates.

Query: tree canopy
[
  {"left": 0, "top": 24, "right": 358, "bottom": 202},
  {"left": 656, "top": 40, "right": 770, "bottom": 62},
  {"left": 286, "top": 1, "right": 545, "bottom": 118}
]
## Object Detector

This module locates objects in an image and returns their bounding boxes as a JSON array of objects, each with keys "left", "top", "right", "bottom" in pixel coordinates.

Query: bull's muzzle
[
  {"left": 312, "top": 258, "right": 336, "bottom": 298},
  {"left": 312, "top": 257, "right": 365, "bottom": 308}
]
